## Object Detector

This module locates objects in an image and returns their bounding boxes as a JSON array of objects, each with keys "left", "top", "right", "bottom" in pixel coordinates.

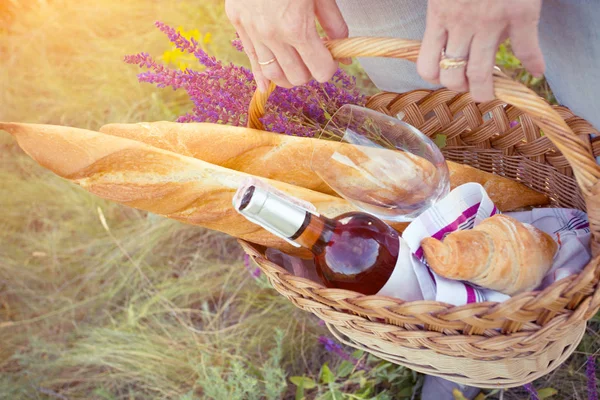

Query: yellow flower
[
  {"left": 161, "top": 49, "right": 175, "bottom": 64},
  {"left": 161, "top": 47, "right": 195, "bottom": 71},
  {"left": 177, "top": 26, "right": 201, "bottom": 42},
  {"left": 203, "top": 32, "right": 212, "bottom": 44}
]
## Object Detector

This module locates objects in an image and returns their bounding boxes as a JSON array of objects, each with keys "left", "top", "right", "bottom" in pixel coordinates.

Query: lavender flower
[
  {"left": 523, "top": 383, "right": 539, "bottom": 400},
  {"left": 587, "top": 356, "right": 598, "bottom": 400},
  {"left": 319, "top": 336, "right": 353, "bottom": 362},
  {"left": 242, "top": 254, "right": 262, "bottom": 278},
  {"left": 318, "top": 336, "right": 367, "bottom": 372},
  {"left": 125, "top": 22, "right": 365, "bottom": 136},
  {"left": 124, "top": 53, "right": 191, "bottom": 89},
  {"left": 231, "top": 33, "right": 244, "bottom": 53},
  {"left": 155, "top": 21, "right": 218, "bottom": 68}
]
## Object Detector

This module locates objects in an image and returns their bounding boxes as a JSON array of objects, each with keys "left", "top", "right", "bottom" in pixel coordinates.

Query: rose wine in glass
[{"left": 311, "top": 104, "right": 450, "bottom": 222}]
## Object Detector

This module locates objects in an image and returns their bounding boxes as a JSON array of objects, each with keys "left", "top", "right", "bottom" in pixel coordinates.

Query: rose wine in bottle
[{"left": 235, "top": 184, "right": 407, "bottom": 295}]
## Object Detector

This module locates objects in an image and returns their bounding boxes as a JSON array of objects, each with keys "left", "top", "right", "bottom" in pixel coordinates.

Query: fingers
[
  {"left": 315, "top": 0, "right": 349, "bottom": 41},
  {"left": 417, "top": 0, "right": 544, "bottom": 103},
  {"left": 251, "top": 38, "right": 294, "bottom": 88},
  {"left": 289, "top": 0, "right": 347, "bottom": 83},
  {"left": 294, "top": 31, "right": 338, "bottom": 83},
  {"left": 466, "top": 31, "right": 503, "bottom": 102},
  {"left": 417, "top": 15, "right": 447, "bottom": 85},
  {"left": 264, "top": 40, "right": 312, "bottom": 87},
  {"left": 510, "top": 20, "right": 545, "bottom": 78},
  {"left": 235, "top": 25, "right": 269, "bottom": 93},
  {"left": 438, "top": 30, "right": 473, "bottom": 92},
  {"left": 315, "top": 0, "right": 350, "bottom": 65},
  {"left": 225, "top": 0, "right": 350, "bottom": 89}
]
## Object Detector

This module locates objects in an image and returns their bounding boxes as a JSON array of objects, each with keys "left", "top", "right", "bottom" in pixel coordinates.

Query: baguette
[
  {"left": 99, "top": 121, "right": 440, "bottom": 209},
  {"left": 421, "top": 214, "right": 558, "bottom": 295},
  {"left": 99, "top": 121, "right": 550, "bottom": 211},
  {"left": 2, "top": 122, "right": 385, "bottom": 257}
]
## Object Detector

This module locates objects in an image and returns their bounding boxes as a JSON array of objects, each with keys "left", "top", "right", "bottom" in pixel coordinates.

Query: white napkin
[{"left": 401, "top": 183, "right": 591, "bottom": 305}]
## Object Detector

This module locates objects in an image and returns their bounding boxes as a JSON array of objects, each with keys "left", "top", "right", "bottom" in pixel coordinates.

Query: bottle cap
[{"left": 233, "top": 178, "right": 319, "bottom": 248}]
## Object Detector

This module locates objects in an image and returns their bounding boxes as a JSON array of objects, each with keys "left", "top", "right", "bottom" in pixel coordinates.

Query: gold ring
[
  {"left": 439, "top": 50, "right": 468, "bottom": 70},
  {"left": 258, "top": 57, "right": 276, "bottom": 66}
]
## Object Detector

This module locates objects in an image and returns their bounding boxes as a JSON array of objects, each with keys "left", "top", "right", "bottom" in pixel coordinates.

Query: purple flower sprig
[
  {"left": 318, "top": 336, "right": 366, "bottom": 371},
  {"left": 155, "top": 21, "right": 218, "bottom": 68},
  {"left": 243, "top": 253, "right": 261, "bottom": 278},
  {"left": 124, "top": 52, "right": 192, "bottom": 90},
  {"left": 588, "top": 356, "right": 598, "bottom": 400},
  {"left": 125, "top": 22, "right": 365, "bottom": 136},
  {"left": 319, "top": 336, "right": 354, "bottom": 362},
  {"left": 231, "top": 32, "right": 244, "bottom": 53},
  {"left": 523, "top": 383, "right": 539, "bottom": 400}
]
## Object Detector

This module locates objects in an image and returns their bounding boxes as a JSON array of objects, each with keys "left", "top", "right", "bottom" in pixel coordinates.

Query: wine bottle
[
  {"left": 265, "top": 248, "right": 322, "bottom": 283},
  {"left": 234, "top": 183, "right": 418, "bottom": 297}
]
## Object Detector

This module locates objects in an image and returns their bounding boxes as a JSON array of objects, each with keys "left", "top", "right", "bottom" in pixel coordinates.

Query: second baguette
[
  {"left": 99, "top": 121, "right": 441, "bottom": 208},
  {"left": 100, "top": 121, "right": 550, "bottom": 211}
]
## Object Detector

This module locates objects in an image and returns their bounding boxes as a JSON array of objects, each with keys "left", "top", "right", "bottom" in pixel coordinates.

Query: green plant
[
  {"left": 496, "top": 41, "right": 556, "bottom": 104},
  {"left": 290, "top": 351, "right": 419, "bottom": 400},
  {"left": 193, "top": 330, "right": 287, "bottom": 400}
]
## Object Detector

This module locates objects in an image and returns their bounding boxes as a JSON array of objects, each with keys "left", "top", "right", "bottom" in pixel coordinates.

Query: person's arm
[
  {"left": 225, "top": 0, "right": 349, "bottom": 93},
  {"left": 417, "top": 0, "right": 545, "bottom": 102}
]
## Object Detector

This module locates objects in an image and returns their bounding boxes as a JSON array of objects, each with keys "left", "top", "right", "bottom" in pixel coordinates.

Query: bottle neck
[
  {"left": 291, "top": 211, "right": 332, "bottom": 253},
  {"left": 236, "top": 185, "right": 333, "bottom": 253}
]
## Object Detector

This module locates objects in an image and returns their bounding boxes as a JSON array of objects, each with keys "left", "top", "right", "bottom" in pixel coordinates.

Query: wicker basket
[{"left": 240, "top": 37, "right": 600, "bottom": 389}]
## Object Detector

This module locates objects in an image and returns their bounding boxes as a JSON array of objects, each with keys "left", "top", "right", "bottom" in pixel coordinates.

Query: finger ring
[
  {"left": 439, "top": 49, "right": 468, "bottom": 70},
  {"left": 258, "top": 57, "right": 277, "bottom": 66}
]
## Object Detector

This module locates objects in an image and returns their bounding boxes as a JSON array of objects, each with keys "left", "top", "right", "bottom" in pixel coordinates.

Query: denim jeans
[{"left": 335, "top": 1, "right": 599, "bottom": 398}]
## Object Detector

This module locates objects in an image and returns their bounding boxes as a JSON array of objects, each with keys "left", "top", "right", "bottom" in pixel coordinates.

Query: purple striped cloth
[{"left": 401, "top": 183, "right": 591, "bottom": 305}]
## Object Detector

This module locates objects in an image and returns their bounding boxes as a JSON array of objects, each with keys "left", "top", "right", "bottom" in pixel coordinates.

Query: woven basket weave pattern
[{"left": 240, "top": 37, "right": 600, "bottom": 388}]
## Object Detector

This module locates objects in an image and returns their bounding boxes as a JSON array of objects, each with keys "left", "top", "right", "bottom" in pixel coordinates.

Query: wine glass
[{"left": 311, "top": 104, "right": 449, "bottom": 222}]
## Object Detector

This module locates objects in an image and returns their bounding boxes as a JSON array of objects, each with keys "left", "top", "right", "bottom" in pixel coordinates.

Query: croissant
[{"left": 420, "top": 214, "right": 558, "bottom": 295}]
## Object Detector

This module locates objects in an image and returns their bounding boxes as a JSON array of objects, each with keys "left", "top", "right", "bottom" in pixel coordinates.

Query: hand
[
  {"left": 225, "top": 0, "right": 349, "bottom": 92},
  {"left": 417, "top": 0, "right": 545, "bottom": 102}
]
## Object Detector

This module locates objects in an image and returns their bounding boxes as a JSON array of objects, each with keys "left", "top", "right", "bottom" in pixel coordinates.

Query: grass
[
  {"left": 0, "top": 0, "right": 248, "bottom": 129},
  {"left": 0, "top": 0, "right": 597, "bottom": 399}
]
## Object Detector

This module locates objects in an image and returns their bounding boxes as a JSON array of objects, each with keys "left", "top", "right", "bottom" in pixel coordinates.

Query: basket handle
[{"left": 247, "top": 37, "right": 600, "bottom": 255}]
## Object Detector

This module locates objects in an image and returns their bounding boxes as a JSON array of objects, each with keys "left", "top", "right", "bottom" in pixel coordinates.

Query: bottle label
[{"left": 376, "top": 236, "right": 424, "bottom": 302}]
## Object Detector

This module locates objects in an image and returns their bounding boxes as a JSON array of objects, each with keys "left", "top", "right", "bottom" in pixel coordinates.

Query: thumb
[{"left": 315, "top": 0, "right": 350, "bottom": 64}]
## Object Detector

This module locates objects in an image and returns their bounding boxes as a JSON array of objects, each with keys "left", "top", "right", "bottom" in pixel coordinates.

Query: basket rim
[{"left": 240, "top": 239, "right": 600, "bottom": 322}]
